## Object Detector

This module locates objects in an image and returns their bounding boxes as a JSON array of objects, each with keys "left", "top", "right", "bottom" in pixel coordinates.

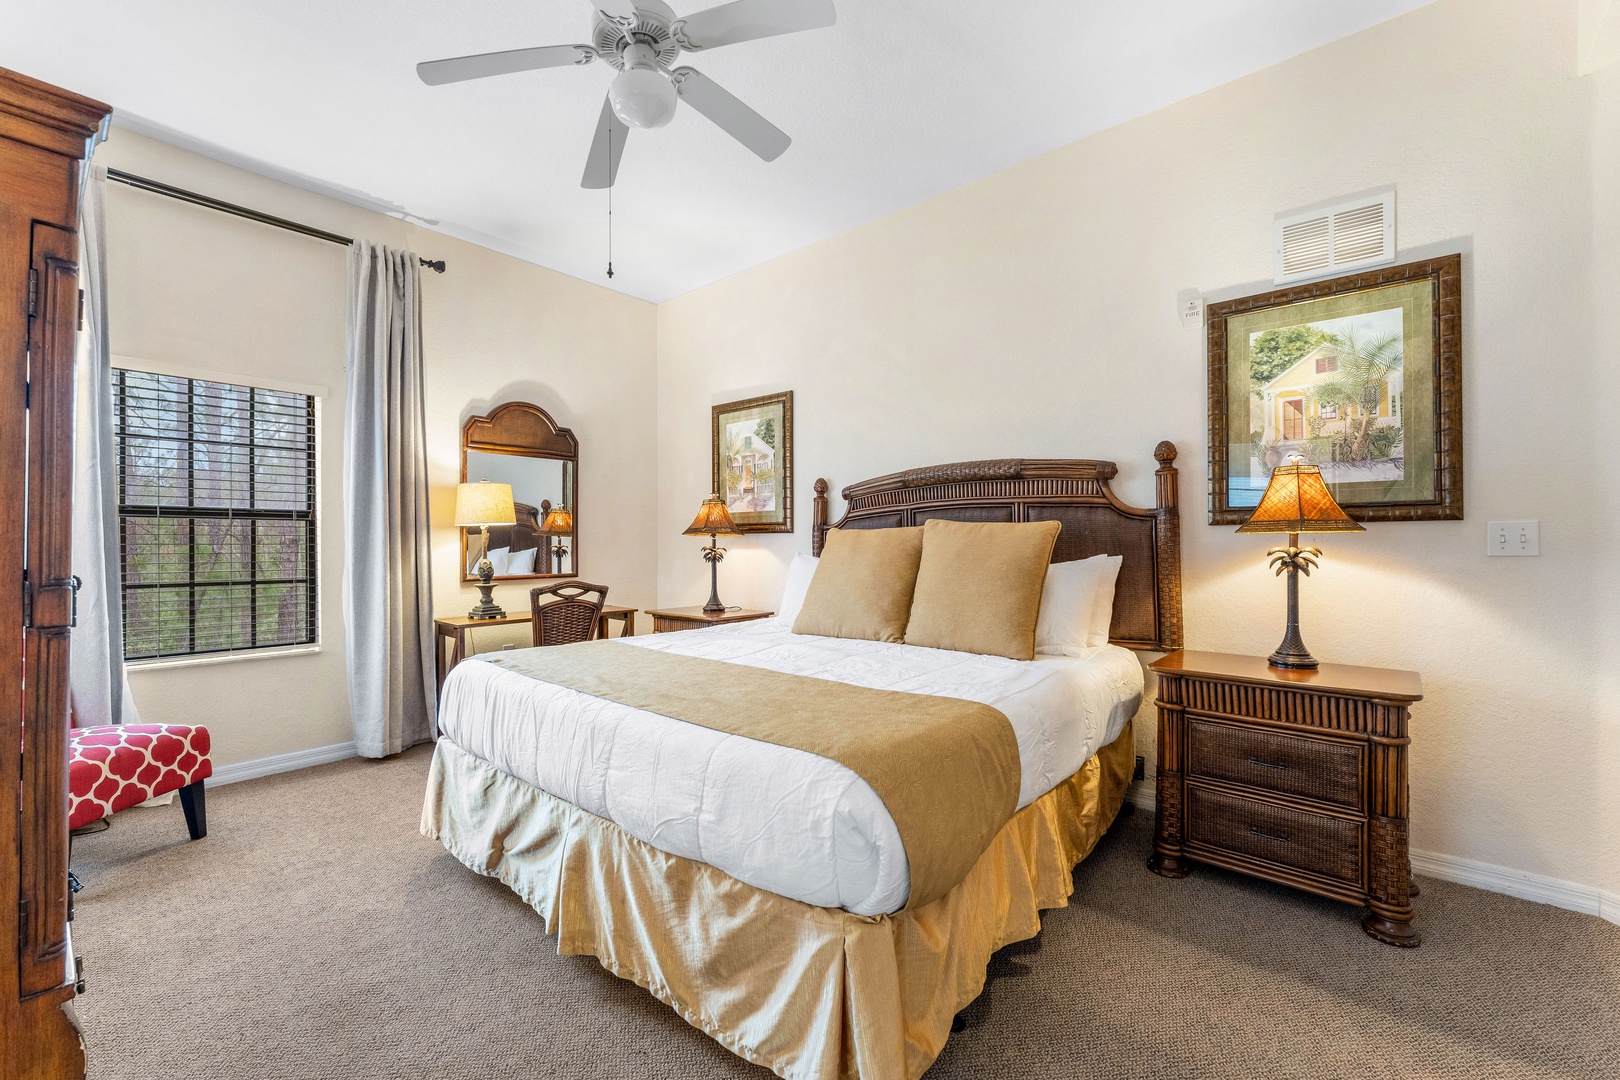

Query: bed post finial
[
  {"left": 812, "top": 478, "right": 829, "bottom": 556},
  {"left": 1154, "top": 441, "right": 1178, "bottom": 510}
]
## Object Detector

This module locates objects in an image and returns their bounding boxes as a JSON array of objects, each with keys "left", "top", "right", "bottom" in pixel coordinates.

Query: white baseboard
[
  {"left": 1121, "top": 781, "right": 1618, "bottom": 928},
  {"left": 1408, "top": 848, "right": 1619, "bottom": 926},
  {"left": 208, "top": 741, "right": 358, "bottom": 787}
]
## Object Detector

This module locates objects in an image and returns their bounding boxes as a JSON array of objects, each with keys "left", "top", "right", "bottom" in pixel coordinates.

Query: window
[
  {"left": 115, "top": 369, "right": 317, "bottom": 660},
  {"left": 1314, "top": 355, "right": 1339, "bottom": 374}
]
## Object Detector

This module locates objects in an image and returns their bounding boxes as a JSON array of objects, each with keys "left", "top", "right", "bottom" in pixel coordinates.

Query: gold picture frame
[
  {"left": 1207, "top": 255, "right": 1462, "bottom": 524},
  {"left": 711, "top": 391, "right": 793, "bottom": 534}
]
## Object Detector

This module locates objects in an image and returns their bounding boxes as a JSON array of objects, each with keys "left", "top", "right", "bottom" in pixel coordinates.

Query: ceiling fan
[{"left": 417, "top": 0, "right": 836, "bottom": 189}]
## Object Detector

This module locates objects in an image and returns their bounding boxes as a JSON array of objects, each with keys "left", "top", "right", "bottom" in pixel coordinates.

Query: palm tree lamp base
[
  {"left": 701, "top": 538, "right": 726, "bottom": 614},
  {"left": 1267, "top": 555, "right": 1319, "bottom": 670}
]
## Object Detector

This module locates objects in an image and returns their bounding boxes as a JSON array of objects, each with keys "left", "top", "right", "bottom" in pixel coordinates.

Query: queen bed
[{"left": 422, "top": 446, "right": 1184, "bottom": 1080}]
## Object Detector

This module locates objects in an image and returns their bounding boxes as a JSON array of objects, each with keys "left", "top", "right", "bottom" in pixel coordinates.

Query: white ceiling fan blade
[
  {"left": 581, "top": 95, "right": 631, "bottom": 189},
  {"left": 417, "top": 44, "right": 595, "bottom": 86},
  {"left": 590, "top": 0, "right": 640, "bottom": 21},
  {"left": 672, "top": 0, "right": 835, "bottom": 51},
  {"left": 671, "top": 67, "right": 790, "bottom": 161}
]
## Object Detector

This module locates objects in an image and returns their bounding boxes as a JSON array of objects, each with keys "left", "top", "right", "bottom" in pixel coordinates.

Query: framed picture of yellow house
[
  {"left": 1207, "top": 254, "right": 1462, "bottom": 524},
  {"left": 712, "top": 391, "right": 794, "bottom": 533}
]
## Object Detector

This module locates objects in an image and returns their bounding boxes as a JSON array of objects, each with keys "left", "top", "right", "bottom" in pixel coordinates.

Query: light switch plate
[{"left": 1487, "top": 520, "right": 1539, "bottom": 557}]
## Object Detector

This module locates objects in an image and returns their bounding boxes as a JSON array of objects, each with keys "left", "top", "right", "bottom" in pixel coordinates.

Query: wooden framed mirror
[{"left": 460, "top": 402, "right": 578, "bottom": 582}]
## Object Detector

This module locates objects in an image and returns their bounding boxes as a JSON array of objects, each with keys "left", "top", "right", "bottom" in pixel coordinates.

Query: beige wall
[
  {"left": 1592, "top": 51, "right": 1620, "bottom": 909},
  {"left": 658, "top": 0, "right": 1615, "bottom": 890},
  {"left": 103, "top": 131, "right": 657, "bottom": 768}
]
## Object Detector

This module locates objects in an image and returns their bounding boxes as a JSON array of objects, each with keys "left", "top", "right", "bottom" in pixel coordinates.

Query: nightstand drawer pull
[
  {"left": 1250, "top": 826, "right": 1290, "bottom": 843},
  {"left": 1248, "top": 757, "right": 1288, "bottom": 771}
]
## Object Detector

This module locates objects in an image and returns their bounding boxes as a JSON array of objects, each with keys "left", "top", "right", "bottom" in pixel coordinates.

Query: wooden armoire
[{"left": 1, "top": 68, "right": 110, "bottom": 1080}]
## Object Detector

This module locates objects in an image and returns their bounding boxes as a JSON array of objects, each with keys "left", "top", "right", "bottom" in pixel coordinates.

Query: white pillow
[
  {"left": 1086, "top": 554, "right": 1123, "bottom": 648},
  {"left": 776, "top": 553, "right": 819, "bottom": 624},
  {"left": 507, "top": 547, "right": 537, "bottom": 574},
  {"left": 1035, "top": 554, "right": 1122, "bottom": 656}
]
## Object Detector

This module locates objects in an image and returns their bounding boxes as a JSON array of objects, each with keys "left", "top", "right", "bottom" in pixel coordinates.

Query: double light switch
[{"left": 1487, "top": 521, "right": 1539, "bottom": 557}]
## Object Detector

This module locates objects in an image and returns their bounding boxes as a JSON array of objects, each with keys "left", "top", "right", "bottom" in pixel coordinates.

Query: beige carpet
[{"left": 69, "top": 746, "right": 1618, "bottom": 1079}]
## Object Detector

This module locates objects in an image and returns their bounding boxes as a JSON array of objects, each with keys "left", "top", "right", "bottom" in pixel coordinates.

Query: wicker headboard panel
[{"left": 811, "top": 442, "right": 1183, "bottom": 652}]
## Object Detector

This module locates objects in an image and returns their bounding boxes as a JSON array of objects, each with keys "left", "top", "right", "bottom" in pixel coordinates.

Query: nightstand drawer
[
  {"left": 1187, "top": 718, "right": 1363, "bottom": 811},
  {"left": 1186, "top": 784, "right": 1363, "bottom": 885}
]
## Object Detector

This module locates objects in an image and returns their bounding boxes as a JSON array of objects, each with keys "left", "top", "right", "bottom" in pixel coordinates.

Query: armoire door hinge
[
  {"left": 78, "top": 288, "right": 85, "bottom": 331},
  {"left": 21, "top": 575, "right": 79, "bottom": 630},
  {"left": 27, "top": 266, "right": 38, "bottom": 318}
]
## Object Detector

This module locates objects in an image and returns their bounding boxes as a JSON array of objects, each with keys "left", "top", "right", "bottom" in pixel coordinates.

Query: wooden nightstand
[
  {"left": 1147, "top": 650, "right": 1423, "bottom": 947},
  {"left": 646, "top": 607, "right": 775, "bottom": 633}
]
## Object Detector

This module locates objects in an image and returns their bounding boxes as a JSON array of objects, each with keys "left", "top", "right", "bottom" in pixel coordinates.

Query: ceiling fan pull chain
[{"left": 606, "top": 122, "right": 615, "bottom": 280}]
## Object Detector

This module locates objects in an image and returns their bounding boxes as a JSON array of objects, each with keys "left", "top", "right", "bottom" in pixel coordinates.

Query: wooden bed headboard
[{"left": 811, "top": 442, "right": 1183, "bottom": 652}]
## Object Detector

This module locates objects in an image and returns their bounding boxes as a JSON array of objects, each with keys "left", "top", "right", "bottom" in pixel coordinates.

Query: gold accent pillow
[
  {"left": 792, "top": 527, "right": 924, "bottom": 643},
  {"left": 904, "top": 518, "right": 1062, "bottom": 660}
]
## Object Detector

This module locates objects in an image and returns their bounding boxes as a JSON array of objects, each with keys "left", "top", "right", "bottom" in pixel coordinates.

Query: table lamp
[
  {"left": 682, "top": 494, "right": 743, "bottom": 614},
  {"left": 455, "top": 480, "right": 516, "bottom": 620},
  {"left": 540, "top": 503, "right": 574, "bottom": 572},
  {"left": 1236, "top": 456, "right": 1365, "bottom": 669}
]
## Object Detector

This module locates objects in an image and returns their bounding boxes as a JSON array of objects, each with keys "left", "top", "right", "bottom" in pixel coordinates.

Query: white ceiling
[{"left": 1, "top": 1, "right": 1433, "bottom": 302}]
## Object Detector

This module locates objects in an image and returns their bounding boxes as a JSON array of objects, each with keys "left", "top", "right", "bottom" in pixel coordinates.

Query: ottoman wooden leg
[{"left": 178, "top": 780, "right": 207, "bottom": 840}]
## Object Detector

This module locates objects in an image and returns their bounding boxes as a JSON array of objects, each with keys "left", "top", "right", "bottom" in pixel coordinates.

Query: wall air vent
[{"left": 1273, "top": 187, "right": 1395, "bottom": 285}]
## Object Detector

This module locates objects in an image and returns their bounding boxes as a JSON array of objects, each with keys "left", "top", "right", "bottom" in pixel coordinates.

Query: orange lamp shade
[
  {"left": 540, "top": 506, "right": 574, "bottom": 536},
  {"left": 1235, "top": 460, "right": 1366, "bottom": 535},
  {"left": 682, "top": 494, "right": 742, "bottom": 537}
]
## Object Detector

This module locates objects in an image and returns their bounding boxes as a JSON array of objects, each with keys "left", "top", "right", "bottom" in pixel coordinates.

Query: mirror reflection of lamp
[
  {"left": 540, "top": 504, "right": 574, "bottom": 573},
  {"left": 454, "top": 480, "right": 516, "bottom": 620}
]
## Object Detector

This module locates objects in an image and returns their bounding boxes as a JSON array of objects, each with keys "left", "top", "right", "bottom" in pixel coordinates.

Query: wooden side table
[
  {"left": 646, "top": 607, "right": 775, "bottom": 633},
  {"left": 1147, "top": 650, "right": 1423, "bottom": 947},
  {"left": 433, "top": 605, "right": 637, "bottom": 695}
]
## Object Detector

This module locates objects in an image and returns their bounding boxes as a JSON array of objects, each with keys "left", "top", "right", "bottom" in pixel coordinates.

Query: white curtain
[
  {"left": 70, "top": 162, "right": 141, "bottom": 728},
  {"left": 344, "top": 243, "right": 436, "bottom": 757}
]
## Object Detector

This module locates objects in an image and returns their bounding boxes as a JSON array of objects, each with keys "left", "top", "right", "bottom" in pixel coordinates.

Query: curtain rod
[{"left": 104, "top": 168, "right": 448, "bottom": 274}]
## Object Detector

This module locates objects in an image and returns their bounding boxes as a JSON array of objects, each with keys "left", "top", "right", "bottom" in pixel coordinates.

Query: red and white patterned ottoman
[{"left": 68, "top": 724, "right": 212, "bottom": 839}]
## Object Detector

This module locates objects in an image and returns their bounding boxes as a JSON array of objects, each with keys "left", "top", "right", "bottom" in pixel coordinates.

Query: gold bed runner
[{"left": 486, "top": 639, "right": 1021, "bottom": 909}]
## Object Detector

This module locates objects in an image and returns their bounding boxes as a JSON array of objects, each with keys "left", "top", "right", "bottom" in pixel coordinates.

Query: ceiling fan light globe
[{"left": 609, "top": 67, "right": 678, "bottom": 129}]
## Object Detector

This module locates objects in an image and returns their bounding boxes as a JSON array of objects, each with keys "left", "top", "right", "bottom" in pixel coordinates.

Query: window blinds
[{"left": 115, "top": 368, "right": 318, "bottom": 660}]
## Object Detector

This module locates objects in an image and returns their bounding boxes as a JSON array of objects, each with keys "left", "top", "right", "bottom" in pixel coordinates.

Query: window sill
[{"left": 127, "top": 644, "right": 322, "bottom": 673}]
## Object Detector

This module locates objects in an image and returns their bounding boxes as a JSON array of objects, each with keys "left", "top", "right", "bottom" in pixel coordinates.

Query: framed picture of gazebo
[
  {"left": 1207, "top": 254, "right": 1462, "bottom": 525},
  {"left": 712, "top": 390, "right": 794, "bottom": 533}
]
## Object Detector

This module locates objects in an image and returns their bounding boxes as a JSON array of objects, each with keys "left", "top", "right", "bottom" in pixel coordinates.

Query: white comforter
[{"left": 437, "top": 619, "right": 1143, "bottom": 916}]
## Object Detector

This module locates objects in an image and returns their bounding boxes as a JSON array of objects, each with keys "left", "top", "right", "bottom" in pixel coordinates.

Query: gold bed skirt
[{"left": 421, "top": 719, "right": 1135, "bottom": 1080}]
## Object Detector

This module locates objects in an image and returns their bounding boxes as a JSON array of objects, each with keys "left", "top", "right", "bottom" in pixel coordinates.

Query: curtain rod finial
[{"left": 419, "top": 258, "right": 446, "bottom": 274}]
